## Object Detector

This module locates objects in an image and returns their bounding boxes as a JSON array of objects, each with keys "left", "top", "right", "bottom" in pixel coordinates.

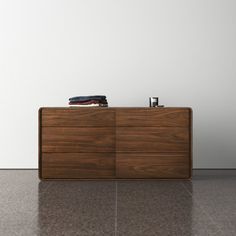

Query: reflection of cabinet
[{"left": 39, "top": 107, "right": 192, "bottom": 179}]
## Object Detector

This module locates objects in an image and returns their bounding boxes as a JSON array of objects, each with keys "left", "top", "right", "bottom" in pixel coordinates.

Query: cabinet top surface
[{"left": 40, "top": 107, "right": 192, "bottom": 110}]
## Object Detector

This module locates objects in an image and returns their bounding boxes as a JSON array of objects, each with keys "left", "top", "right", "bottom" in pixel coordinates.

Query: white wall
[{"left": 0, "top": 0, "right": 236, "bottom": 168}]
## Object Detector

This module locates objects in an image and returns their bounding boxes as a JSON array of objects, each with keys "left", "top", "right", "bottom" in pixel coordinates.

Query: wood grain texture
[
  {"left": 42, "top": 153, "right": 115, "bottom": 179},
  {"left": 116, "top": 153, "right": 190, "bottom": 178},
  {"left": 116, "top": 108, "right": 191, "bottom": 127},
  {"left": 38, "top": 108, "right": 42, "bottom": 179},
  {"left": 116, "top": 127, "right": 189, "bottom": 153},
  {"left": 39, "top": 107, "right": 192, "bottom": 179},
  {"left": 189, "top": 108, "right": 193, "bottom": 179},
  {"left": 42, "top": 127, "right": 115, "bottom": 153},
  {"left": 41, "top": 108, "right": 115, "bottom": 127}
]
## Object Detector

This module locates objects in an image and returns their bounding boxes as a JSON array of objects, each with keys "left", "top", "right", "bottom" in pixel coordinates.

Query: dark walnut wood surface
[{"left": 39, "top": 107, "right": 192, "bottom": 179}]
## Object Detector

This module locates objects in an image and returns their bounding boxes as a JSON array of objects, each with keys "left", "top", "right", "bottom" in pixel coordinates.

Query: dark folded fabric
[
  {"left": 69, "top": 95, "right": 106, "bottom": 102},
  {"left": 69, "top": 100, "right": 108, "bottom": 105},
  {"left": 71, "top": 98, "right": 107, "bottom": 103}
]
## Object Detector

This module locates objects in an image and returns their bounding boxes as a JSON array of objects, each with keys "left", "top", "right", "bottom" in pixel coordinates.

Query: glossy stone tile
[
  {"left": 116, "top": 181, "right": 223, "bottom": 236},
  {"left": 1, "top": 170, "right": 236, "bottom": 236},
  {"left": 36, "top": 181, "right": 116, "bottom": 236},
  {"left": 0, "top": 170, "right": 50, "bottom": 236},
  {"left": 183, "top": 170, "right": 236, "bottom": 236}
]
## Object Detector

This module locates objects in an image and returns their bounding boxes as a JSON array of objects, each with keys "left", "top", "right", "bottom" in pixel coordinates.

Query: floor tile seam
[
  {"left": 115, "top": 181, "right": 117, "bottom": 236},
  {"left": 180, "top": 182, "right": 225, "bottom": 235}
]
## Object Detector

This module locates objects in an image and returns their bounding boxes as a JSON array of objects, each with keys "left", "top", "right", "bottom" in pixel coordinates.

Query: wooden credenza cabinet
[{"left": 39, "top": 107, "right": 192, "bottom": 180}]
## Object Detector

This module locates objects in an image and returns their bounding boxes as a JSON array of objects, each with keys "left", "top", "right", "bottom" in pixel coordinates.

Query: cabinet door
[
  {"left": 42, "top": 127, "right": 115, "bottom": 153},
  {"left": 39, "top": 108, "right": 116, "bottom": 179},
  {"left": 42, "top": 153, "right": 115, "bottom": 179},
  {"left": 116, "top": 108, "right": 191, "bottom": 127},
  {"left": 115, "top": 108, "right": 192, "bottom": 179},
  {"left": 116, "top": 153, "right": 190, "bottom": 179},
  {"left": 41, "top": 108, "right": 115, "bottom": 127},
  {"left": 116, "top": 127, "right": 189, "bottom": 153}
]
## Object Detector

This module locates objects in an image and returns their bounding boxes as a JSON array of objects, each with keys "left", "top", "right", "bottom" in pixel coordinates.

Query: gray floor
[{"left": 0, "top": 170, "right": 236, "bottom": 236}]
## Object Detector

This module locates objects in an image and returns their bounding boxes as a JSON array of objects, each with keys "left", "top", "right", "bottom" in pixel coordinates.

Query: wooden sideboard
[{"left": 39, "top": 107, "right": 192, "bottom": 180}]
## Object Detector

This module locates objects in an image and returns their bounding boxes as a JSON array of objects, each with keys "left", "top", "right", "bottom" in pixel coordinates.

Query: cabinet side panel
[
  {"left": 189, "top": 108, "right": 193, "bottom": 178},
  {"left": 38, "top": 108, "right": 43, "bottom": 179}
]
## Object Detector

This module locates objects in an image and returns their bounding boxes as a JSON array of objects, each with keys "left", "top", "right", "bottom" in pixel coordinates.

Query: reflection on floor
[{"left": 0, "top": 170, "right": 236, "bottom": 236}]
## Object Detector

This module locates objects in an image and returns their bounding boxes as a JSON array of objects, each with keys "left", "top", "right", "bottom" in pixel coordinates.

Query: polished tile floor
[{"left": 0, "top": 170, "right": 236, "bottom": 236}]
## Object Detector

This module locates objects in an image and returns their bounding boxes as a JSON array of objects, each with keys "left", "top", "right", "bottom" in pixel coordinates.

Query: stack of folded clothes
[{"left": 69, "top": 95, "right": 108, "bottom": 107}]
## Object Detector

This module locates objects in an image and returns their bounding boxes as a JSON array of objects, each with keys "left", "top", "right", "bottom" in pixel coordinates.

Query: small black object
[{"left": 149, "top": 97, "right": 159, "bottom": 107}]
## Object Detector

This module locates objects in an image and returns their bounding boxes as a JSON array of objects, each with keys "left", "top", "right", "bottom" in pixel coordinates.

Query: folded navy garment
[{"left": 69, "top": 95, "right": 106, "bottom": 102}]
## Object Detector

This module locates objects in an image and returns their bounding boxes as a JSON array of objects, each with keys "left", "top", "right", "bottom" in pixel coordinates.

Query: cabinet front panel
[
  {"left": 117, "top": 127, "right": 189, "bottom": 153},
  {"left": 39, "top": 107, "right": 192, "bottom": 179},
  {"left": 116, "top": 108, "right": 191, "bottom": 127},
  {"left": 42, "top": 153, "right": 115, "bottom": 179},
  {"left": 41, "top": 108, "right": 115, "bottom": 127},
  {"left": 42, "top": 127, "right": 115, "bottom": 152},
  {"left": 116, "top": 153, "right": 190, "bottom": 178}
]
